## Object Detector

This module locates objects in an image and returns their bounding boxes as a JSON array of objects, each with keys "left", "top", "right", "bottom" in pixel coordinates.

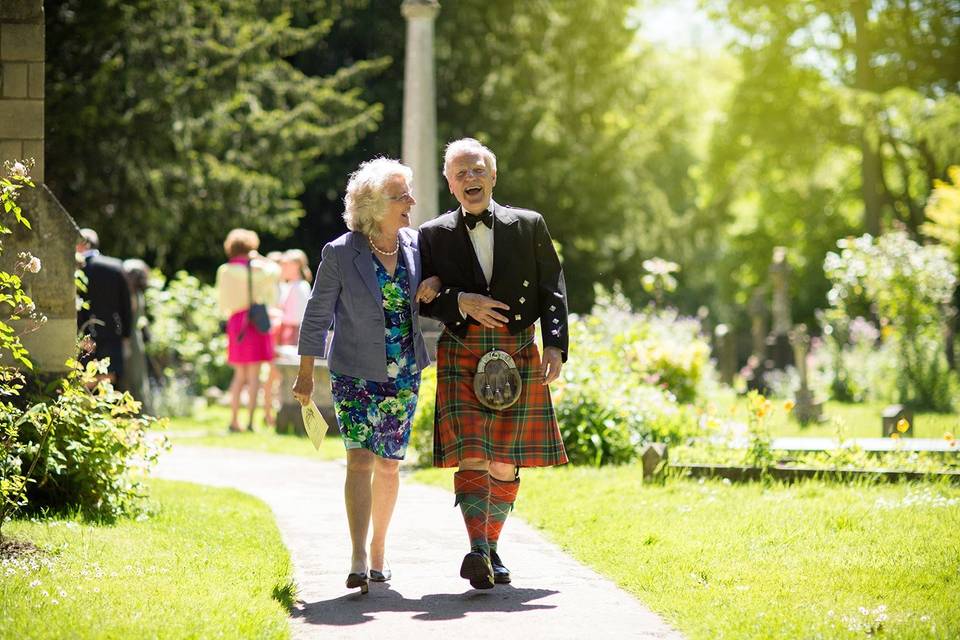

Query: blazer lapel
[
  {"left": 456, "top": 207, "right": 490, "bottom": 288},
  {"left": 490, "top": 201, "right": 517, "bottom": 288},
  {"left": 349, "top": 233, "right": 382, "bottom": 305},
  {"left": 401, "top": 230, "right": 420, "bottom": 293}
]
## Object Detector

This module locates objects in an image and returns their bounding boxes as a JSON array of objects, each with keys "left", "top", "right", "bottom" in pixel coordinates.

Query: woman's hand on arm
[{"left": 415, "top": 276, "right": 442, "bottom": 303}]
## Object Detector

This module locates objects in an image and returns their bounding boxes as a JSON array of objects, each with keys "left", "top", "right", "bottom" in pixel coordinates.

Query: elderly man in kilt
[{"left": 419, "top": 138, "right": 569, "bottom": 590}]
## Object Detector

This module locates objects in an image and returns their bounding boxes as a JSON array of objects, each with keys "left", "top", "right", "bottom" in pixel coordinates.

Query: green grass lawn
[
  {"left": 164, "top": 404, "right": 344, "bottom": 460},
  {"left": 414, "top": 466, "right": 960, "bottom": 639},
  {"left": 715, "top": 396, "right": 959, "bottom": 439},
  {"left": 0, "top": 480, "right": 294, "bottom": 639}
]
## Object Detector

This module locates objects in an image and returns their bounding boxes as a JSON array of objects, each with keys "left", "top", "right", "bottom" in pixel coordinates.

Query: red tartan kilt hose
[{"left": 433, "top": 324, "right": 568, "bottom": 468}]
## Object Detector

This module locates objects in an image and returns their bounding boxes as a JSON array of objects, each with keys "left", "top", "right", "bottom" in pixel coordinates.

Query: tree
[
  {"left": 45, "top": 0, "right": 388, "bottom": 270},
  {"left": 286, "top": 0, "right": 702, "bottom": 312},
  {"left": 433, "top": 0, "right": 700, "bottom": 310},
  {"left": 696, "top": 0, "right": 960, "bottom": 328},
  {"left": 703, "top": 0, "right": 960, "bottom": 234}
]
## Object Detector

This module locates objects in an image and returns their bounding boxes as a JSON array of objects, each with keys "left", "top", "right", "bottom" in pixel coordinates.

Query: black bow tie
[{"left": 464, "top": 210, "right": 493, "bottom": 230}]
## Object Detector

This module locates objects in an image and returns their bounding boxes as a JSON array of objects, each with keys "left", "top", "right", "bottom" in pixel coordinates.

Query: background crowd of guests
[{"left": 75, "top": 225, "right": 314, "bottom": 431}]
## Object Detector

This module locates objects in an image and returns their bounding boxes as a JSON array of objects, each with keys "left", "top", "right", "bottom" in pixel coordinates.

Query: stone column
[
  {"left": 0, "top": 0, "right": 44, "bottom": 182},
  {"left": 401, "top": 0, "right": 440, "bottom": 227}
]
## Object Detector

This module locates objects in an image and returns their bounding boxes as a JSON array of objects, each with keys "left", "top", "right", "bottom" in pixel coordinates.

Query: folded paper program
[{"left": 301, "top": 400, "right": 329, "bottom": 450}]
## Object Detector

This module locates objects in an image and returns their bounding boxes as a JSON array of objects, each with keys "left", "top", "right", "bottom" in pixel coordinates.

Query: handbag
[{"left": 245, "top": 260, "right": 272, "bottom": 334}]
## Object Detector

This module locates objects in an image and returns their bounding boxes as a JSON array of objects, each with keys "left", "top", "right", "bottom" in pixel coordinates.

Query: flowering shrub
[
  {"left": 2, "top": 161, "right": 165, "bottom": 534},
  {"left": 405, "top": 287, "right": 712, "bottom": 467},
  {"left": 823, "top": 232, "right": 958, "bottom": 411},
  {"left": 14, "top": 359, "right": 168, "bottom": 520},
  {"left": 1, "top": 160, "right": 50, "bottom": 538},
  {"left": 551, "top": 286, "right": 711, "bottom": 465},
  {"left": 145, "top": 270, "right": 231, "bottom": 406}
]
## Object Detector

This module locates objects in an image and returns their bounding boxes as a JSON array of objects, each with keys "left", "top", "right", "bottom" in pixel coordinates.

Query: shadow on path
[{"left": 293, "top": 584, "right": 558, "bottom": 627}]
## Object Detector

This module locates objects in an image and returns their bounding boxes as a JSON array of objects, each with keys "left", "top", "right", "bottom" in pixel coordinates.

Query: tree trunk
[{"left": 852, "top": 0, "right": 883, "bottom": 236}]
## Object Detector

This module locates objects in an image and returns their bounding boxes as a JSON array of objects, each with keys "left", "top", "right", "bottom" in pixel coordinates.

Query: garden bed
[{"left": 670, "top": 462, "right": 960, "bottom": 483}]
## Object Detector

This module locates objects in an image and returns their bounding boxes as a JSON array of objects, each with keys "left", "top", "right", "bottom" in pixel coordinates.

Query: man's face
[{"left": 446, "top": 150, "right": 496, "bottom": 214}]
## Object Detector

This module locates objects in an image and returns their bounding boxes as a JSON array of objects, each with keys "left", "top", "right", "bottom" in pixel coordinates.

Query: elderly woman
[
  {"left": 293, "top": 158, "right": 440, "bottom": 594},
  {"left": 216, "top": 228, "right": 280, "bottom": 432}
]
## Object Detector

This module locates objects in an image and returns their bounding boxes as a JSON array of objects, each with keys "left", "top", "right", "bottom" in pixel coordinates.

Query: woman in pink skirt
[{"left": 215, "top": 228, "right": 280, "bottom": 432}]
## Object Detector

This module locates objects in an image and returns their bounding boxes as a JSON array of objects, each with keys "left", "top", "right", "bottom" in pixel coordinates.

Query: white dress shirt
[
  {"left": 458, "top": 204, "right": 495, "bottom": 317},
  {"left": 465, "top": 207, "right": 494, "bottom": 285}
]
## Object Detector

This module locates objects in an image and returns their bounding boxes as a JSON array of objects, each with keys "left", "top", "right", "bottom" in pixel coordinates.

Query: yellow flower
[
  {"left": 944, "top": 432, "right": 956, "bottom": 443},
  {"left": 890, "top": 432, "right": 901, "bottom": 440},
  {"left": 881, "top": 325, "right": 894, "bottom": 340},
  {"left": 896, "top": 418, "right": 910, "bottom": 433},
  {"left": 784, "top": 400, "right": 796, "bottom": 412}
]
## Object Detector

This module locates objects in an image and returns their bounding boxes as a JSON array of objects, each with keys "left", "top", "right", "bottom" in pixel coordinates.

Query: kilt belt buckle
[{"left": 473, "top": 349, "right": 523, "bottom": 411}]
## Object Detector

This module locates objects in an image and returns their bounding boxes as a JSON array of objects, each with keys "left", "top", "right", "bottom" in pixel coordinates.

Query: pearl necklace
[{"left": 369, "top": 235, "right": 400, "bottom": 256}]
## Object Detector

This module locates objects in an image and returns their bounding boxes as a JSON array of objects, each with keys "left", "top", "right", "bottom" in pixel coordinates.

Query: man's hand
[
  {"left": 292, "top": 357, "right": 315, "bottom": 406},
  {"left": 541, "top": 346, "right": 563, "bottom": 385},
  {"left": 415, "top": 276, "right": 442, "bottom": 303},
  {"left": 459, "top": 293, "right": 510, "bottom": 328}
]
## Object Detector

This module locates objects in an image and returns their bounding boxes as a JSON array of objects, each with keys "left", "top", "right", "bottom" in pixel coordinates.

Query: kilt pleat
[{"left": 433, "top": 324, "right": 568, "bottom": 468}]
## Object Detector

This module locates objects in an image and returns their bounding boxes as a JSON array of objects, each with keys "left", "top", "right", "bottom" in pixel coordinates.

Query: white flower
[
  {"left": 26, "top": 256, "right": 41, "bottom": 273},
  {"left": 10, "top": 161, "right": 27, "bottom": 179},
  {"left": 29, "top": 579, "right": 41, "bottom": 588}
]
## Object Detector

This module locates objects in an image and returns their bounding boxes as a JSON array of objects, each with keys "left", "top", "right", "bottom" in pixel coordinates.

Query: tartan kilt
[{"left": 433, "top": 324, "right": 568, "bottom": 468}]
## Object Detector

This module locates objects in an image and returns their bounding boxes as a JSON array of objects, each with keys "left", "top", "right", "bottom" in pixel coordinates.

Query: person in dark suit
[
  {"left": 418, "top": 138, "right": 569, "bottom": 590},
  {"left": 76, "top": 228, "right": 133, "bottom": 385}
]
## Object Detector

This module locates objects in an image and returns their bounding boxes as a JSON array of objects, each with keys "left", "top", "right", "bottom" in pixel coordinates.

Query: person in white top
[{"left": 263, "top": 249, "right": 313, "bottom": 426}]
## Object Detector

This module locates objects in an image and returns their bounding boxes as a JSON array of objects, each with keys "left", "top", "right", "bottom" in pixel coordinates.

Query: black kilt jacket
[{"left": 418, "top": 201, "right": 569, "bottom": 360}]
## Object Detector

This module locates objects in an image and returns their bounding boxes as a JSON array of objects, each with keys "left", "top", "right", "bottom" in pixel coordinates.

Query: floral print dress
[{"left": 330, "top": 254, "right": 420, "bottom": 460}]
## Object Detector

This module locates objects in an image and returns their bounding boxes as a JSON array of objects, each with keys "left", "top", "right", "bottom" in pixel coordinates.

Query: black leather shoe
[
  {"left": 490, "top": 551, "right": 511, "bottom": 584},
  {"left": 346, "top": 571, "right": 369, "bottom": 594},
  {"left": 459, "top": 550, "right": 494, "bottom": 590}
]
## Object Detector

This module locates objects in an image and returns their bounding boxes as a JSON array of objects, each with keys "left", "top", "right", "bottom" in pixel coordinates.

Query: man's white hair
[
  {"left": 343, "top": 157, "right": 413, "bottom": 238},
  {"left": 443, "top": 138, "right": 498, "bottom": 178}
]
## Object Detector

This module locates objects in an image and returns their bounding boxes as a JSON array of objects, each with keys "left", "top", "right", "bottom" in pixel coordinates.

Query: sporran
[{"left": 445, "top": 329, "right": 533, "bottom": 411}]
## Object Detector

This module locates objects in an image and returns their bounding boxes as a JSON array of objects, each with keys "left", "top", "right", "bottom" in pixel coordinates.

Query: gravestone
[
  {"left": 640, "top": 443, "right": 668, "bottom": 480},
  {"left": 789, "top": 324, "right": 822, "bottom": 424},
  {"left": 882, "top": 404, "right": 914, "bottom": 438},
  {"left": 0, "top": 1, "right": 80, "bottom": 373},
  {"left": 767, "top": 246, "right": 793, "bottom": 369},
  {"left": 748, "top": 287, "right": 768, "bottom": 360},
  {"left": 714, "top": 323, "right": 736, "bottom": 385}
]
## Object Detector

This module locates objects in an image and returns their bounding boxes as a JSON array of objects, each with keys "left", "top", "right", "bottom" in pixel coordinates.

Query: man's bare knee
[
  {"left": 489, "top": 461, "right": 516, "bottom": 482},
  {"left": 458, "top": 458, "right": 489, "bottom": 472}
]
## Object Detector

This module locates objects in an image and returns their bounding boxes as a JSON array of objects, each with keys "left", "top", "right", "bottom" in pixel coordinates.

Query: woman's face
[
  {"left": 280, "top": 259, "right": 301, "bottom": 282},
  {"left": 378, "top": 174, "right": 416, "bottom": 237}
]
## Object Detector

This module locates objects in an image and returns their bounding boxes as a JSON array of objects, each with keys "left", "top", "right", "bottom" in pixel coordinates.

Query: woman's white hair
[
  {"left": 443, "top": 138, "right": 497, "bottom": 178},
  {"left": 343, "top": 157, "right": 413, "bottom": 238}
]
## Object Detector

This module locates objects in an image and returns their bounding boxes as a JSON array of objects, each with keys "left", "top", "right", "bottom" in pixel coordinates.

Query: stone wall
[
  {"left": 0, "top": 0, "right": 44, "bottom": 182},
  {"left": 0, "top": 1, "right": 80, "bottom": 373}
]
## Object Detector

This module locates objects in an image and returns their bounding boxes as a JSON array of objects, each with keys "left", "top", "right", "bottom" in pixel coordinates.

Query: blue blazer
[{"left": 298, "top": 227, "right": 431, "bottom": 382}]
